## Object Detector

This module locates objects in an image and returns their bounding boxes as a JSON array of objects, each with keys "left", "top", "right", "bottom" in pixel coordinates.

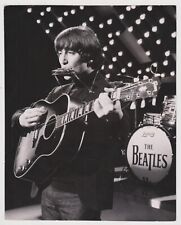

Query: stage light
[
  {"left": 163, "top": 60, "right": 168, "bottom": 66},
  {"left": 147, "top": 6, "right": 153, "bottom": 11},
  {"left": 152, "top": 26, "right": 157, "bottom": 32},
  {"left": 131, "top": 5, "right": 136, "bottom": 9},
  {"left": 71, "top": 9, "right": 76, "bottom": 14},
  {"left": 121, "top": 68, "right": 126, "bottom": 73},
  {"left": 46, "top": 7, "right": 51, "bottom": 12},
  {"left": 89, "top": 16, "right": 94, "bottom": 22},
  {"left": 109, "top": 39, "right": 114, "bottom": 45},
  {"left": 107, "top": 19, "right": 112, "bottom": 25},
  {"left": 126, "top": 6, "right": 131, "bottom": 11},
  {"left": 161, "top": 73, "right": 165, "bottom": 77},
  {"left": 156, "top": 39, "right": 161, "bottom": 45},
  {"left": 144, "top": 31, "right": 150, "bottom": 38},
  {"left": 119, "top": 14, "right": 124, "bottom": 20},
  {"left": 145, "top": 67, "right": 150, "bottom": 72},
  {"left": 135, "top": 19, "right": 141, "bottom": 25},
  {"left": 165, "top": 50, "right": 171, "bottom": 57},
  {"left": 118, "top": 51, "right": 123, "bottom": 56},
  {"left": 49, "top": 22, "right": 54, "bottom": 27},
  {"left": 137, "top": 69, "right": 142, "bottom": 74},
  {"left": 170, "top": 71, "right": 175, "bottom": 76},
  {"left": 115, "top": 31, "right": 121, "bottom": 36},
  {"left": 101, "top": 65, "right": 105, "bottom": 70},
  {"left": 109, "top": 64, "right": 113, "bottom": 69},
  {"left": 80, "top": 6, "right": 84, "bottom": 10},
  {"left": 58, "top": 17, "right": 63, "bottom": 22},
  {"left": 171, "top": 31, "right": 176, "bottom": 38},
  {"left": 36, "top": 19, "right": 41, "bottom": 24},
  {"left": 159, "top": 17, "right": 165, "bottom": 24},
  {"left": 99, "top": 23, "right": 104, "bottom": 29},
  {"left": 128, "top": 26, "right": 133, "bottom": 32},
  {"left": 137, "top": 38, "right": 143, "bottom": 44},
  {"left": 140, "top": 14, "right": 146, "bottom": 20},
  {"left": 112, "top": 57, "right": 117, "bottom": 62},
  {"left": 146, "top": 51, "right": 151, "bottom": 56},
  {"left": 103, "top": 46, "right": 108, "bottom": 51},
  {"left": 45, "top": 29, "right": 50, "bottom": 34},
  {"left": 40, "top": 11, "right": 45, "bottom": 16},
  {"left": 64, "top": 11, "right": 68, "bottom": 16},
  {"left": 152, "top": 62, "right": 158, "bottom": 67},
  {"left": 108, "top": 33, "right": 113, "bottom": 38},
  {"left": 82, "top": 22, "right": 87, "bottom": 27},
  {"left": 127, "top": 62, "right": 132, "bottom": 67},
  {"left": 106, "top": 73, "right": 111, "bottom": 78},
  {"left": 27, "top": 8, "right": 32, "bottom": 13}
]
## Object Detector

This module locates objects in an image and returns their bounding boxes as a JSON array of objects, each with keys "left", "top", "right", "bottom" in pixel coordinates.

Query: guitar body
[{"left": 14, "top": 94, "right": 86, "bottom": 186}]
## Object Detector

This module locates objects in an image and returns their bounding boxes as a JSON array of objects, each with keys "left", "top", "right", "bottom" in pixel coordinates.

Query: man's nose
[{"left": 60, "top": 52, "right": 68, "bottom": 65}]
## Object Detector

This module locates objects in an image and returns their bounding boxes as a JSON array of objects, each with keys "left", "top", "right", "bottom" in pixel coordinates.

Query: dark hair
[{"left": 54, "top": 26, "right": 104, "bottom": 69}]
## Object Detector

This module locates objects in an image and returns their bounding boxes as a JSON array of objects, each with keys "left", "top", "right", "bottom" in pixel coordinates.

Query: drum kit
[{"left": 127, "top": 95, "right": 176, "bottom": 184}]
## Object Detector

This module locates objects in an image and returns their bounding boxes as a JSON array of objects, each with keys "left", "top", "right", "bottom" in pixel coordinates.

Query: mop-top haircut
[{"left": 54, "top": 26, "right": 104, "bottom": 69}]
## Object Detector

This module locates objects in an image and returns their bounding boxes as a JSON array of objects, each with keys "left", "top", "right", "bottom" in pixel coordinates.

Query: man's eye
[
  {"left": 57, "top": 51, "right": 62, "bottom": 55},
  {"left": 68, "top": 51, "right": 75, "bottom": 54}
]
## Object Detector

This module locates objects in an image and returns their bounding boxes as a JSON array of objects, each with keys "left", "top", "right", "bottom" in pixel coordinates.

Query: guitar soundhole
[{"left": 44, "top": 115, "right": 56, "bottom": 139}]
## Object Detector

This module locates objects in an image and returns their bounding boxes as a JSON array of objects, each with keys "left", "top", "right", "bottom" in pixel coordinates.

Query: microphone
[{"left": 51, "top": 68, "right": 77, "bottom": 85}]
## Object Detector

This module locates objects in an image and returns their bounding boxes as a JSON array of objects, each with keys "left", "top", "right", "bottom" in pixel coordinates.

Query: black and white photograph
[{"left": 4, "top": 2, "right": 178, "bottom": 222}]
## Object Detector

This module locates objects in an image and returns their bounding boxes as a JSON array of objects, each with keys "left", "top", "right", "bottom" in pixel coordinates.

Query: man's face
[{"left": 57, "top": 49, "right": 87, "bottom": 74}]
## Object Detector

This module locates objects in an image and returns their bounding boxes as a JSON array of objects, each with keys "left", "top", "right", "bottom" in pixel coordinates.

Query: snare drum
[{"left": 127, "top": 125, "right": 173, "bottom": 183}]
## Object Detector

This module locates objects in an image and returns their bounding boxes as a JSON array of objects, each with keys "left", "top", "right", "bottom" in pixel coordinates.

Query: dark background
[{"left": 5, "top": 6, "right": 176, "bottom": 210}]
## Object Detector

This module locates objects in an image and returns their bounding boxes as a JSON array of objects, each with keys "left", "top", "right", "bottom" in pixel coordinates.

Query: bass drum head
[{"left": 127, "top": 125, "right": 173, "bottom": 183}]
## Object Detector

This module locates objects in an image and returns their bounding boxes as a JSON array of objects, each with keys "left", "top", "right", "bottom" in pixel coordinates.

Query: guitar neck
[{"left": 56, "top": 77, "right": 159, "bottom": 128}]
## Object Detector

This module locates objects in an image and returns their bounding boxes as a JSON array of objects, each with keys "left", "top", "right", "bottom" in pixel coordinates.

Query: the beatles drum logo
[{"left": 127, "top": 125, "right": 173, "bottom": 183}]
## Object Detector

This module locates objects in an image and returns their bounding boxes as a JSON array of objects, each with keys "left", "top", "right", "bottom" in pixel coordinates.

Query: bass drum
[{"left": 127, "top": 125, "right": 174, "bottom": 183}]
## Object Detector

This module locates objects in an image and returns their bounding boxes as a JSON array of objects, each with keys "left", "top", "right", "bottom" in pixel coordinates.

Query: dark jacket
[{"left": 11, "top": 72, "right": 129, "bottom": 210}]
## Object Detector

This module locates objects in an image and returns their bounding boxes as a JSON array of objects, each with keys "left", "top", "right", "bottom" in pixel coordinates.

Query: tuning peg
[
  {"left": 130, "top": 101, "right": 136, "bottom": 110},
  {"left": 134, "top": 77, "right": 139, "bottom": 82},
  {"left": 143, "top": 75, "right": 149, "bottom": 80},
  {"left": 152, "top": 97, "right": 157, "bottom": 106},
  {"left": 141, "top": 99, "right": 145, "bottom": 108}
]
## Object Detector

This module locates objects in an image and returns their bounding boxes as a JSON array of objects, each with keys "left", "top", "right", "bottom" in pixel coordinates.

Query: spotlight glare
[
  {"left": 45, "top": 29, "right": 50, "bottom": 34},
  {"left": 135, "top": 19, "right": 141, "bottom": 25},
  {"left": 156, "top": 39, "right": 161, "bottom": 45},
  {"left": 106, "top": 73, "right": 110, "bottom": 79},
  {"left": 112, "top": 57, "right": 117, "bottom": 62},
  {"left": 58, "top": 17, "right": 63, "bottom": 22},
  {"left": 109, "top": 64, "right": 113, "bottom": 69},
  {"left": 165, "top": 50, "right": 171, "bottom": 57},
  {"left": 140, "top": 14, "right": 146, "bottom": 20},
  {"left": 137, "top": 38, "right": 143, "bottom": 44},
  {"left": 115, "top": 31, "right": 121, "bottom": 36},
  {"left": 159, "top": 17, "right": 165, "bottom": 24},
  {"left": 146, "top": 51, "right": 151, "bottom": 56},
  {"left": 71, "top": 9, "right": 76, "bottom": 14},
  {"left": 108, "top": 33, "right": 113, "bottom": 38},
  {"left": 40, "top": 11, "right": 45, "bottom": 16},
  {"left": 161, "top": 73, "right": 165, "bottom": 78},
  {"left": 89, "top": 16, "right": 94, "bottom": 22},
  {"left": 103, "top": 46, "right": 108, "bottom": 51},
  {"left": 121, "top": 68, "right": 126, "bottom": 73},
  {"left": 36, "top": 19, "right": 41, "bottom": 24},
  {"left": 163, "top": 60, "right": 168, "bottom": 66},
  {"left": 109, "top": 39, "right": 114, "bottom": 45},
  {"left": 49, "top": 22, "right": 54, "bottom": 27},
  {"left": 107, "top": 19, "right": 113, "bottom": 25},
  {"left": 101, "top": 65, "right": 105, "bottom": 70},
  {"left": 170, "top": 71, "right": 175, "bottom": 76},
  {"left": 126, "top": 6, "right": 131, "bottom": 11},
  {"left": 82, "top": 22, "right": 87, "bottom": 27},
  {"left": 144, "top": 31, "right": 150, "bottom": 38},
  {"left": 152, "top": 62, "right": 158, "bottom": 67},
  {"left": 80, "top": 6, "right": 84, "bottom": 10},
  {"left": 146, "top": 67, "right": 150, "bottom": 72},
  {"left": 46, "top": 7, "right": 51, "bottom": 12},
  {"left": 147, "top": 6, "right": 153, "bottom": 11},
  {"left": 127, "top": 62, "right": 132, "bottom": 67},
  {"left": 137, "top": 69, "right": 142, "bottom": 74},
  {"left": 27, "top": 8, "right": 32, "bottom": 13},
  {"left": 128, "top": 26, "right": 133, "bottom": 32},
  {"left": 152, "top": 26, "right": 157, "bottom": 32},
  {"left": 118, "top": 51, "right": 123, "bottom": 56},
  {"left": 171, "top": 32, "right": 176, "bottom": 38},
  {"left": 99, "top": 23, "right": 104, "bottom": 29},
  {"left": 119, "top": 14, "right": 124, "bottom": 20},
  {"left": 64, "top": 11, "right": 68, "bottom": 16},
  {"left": 131, "top": 5, "right": 136, "bottom": 9}
]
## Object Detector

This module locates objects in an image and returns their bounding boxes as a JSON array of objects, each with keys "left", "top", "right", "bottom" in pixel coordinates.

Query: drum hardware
[{"left": 127, "top": 125, "right": 174, "bottom": 184}]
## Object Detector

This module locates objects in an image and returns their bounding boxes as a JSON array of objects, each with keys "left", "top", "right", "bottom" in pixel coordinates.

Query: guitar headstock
[{"left": 115, "top": 77, "right": 161, "bottom": 107}]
